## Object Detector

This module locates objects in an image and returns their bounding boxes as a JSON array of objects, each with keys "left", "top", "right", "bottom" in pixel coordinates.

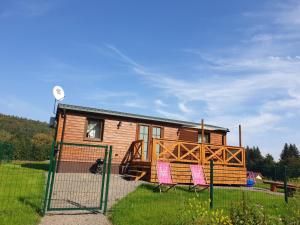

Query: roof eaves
[{"left": 57, "top": 103, "right": 229, "bottom": 132}]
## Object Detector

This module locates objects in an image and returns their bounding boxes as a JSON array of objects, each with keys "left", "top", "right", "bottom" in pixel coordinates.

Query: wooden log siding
[
  {"left": 210, "top": 131, "right": 225, "bottom": 145},
  {"left": 56, "top": 112, "right": 136, "bottom": 164},
  {"left": 179, "top": 128, "right": 198, "bottom": 142},
  {"left": 56, "top": 111, "right": 241, "bottom": 184}
]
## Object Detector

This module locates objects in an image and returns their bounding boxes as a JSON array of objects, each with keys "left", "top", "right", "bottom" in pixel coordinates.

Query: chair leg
[{"left": 153, "top": 184, "right": 160, "bottom": 192}]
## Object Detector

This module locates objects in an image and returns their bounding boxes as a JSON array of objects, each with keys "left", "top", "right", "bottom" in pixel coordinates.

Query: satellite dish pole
[{"left": 52, "top": 86, "right": 65, "bottom": 114}]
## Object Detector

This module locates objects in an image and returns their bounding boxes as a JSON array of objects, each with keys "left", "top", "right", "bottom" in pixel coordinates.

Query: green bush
[
  {"left": 177, "top": 198, "right": 232, "bottom": 225},
  {"left": 230, "top": 192, "right": 300, "bottom": 225},
  {"left": 0, "top": 114, "right": 54, "bottom": 161}
]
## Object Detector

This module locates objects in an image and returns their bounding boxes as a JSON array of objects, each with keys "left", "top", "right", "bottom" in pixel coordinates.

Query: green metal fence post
[
  {"left": 47, "top": 142, "right": 60, "bottom": 210},
  {"left": 103, "top": 145, "right": 113, "bottom": 214},
  {"left": 210, "top": 159, "right": 214, "bottom": 210},
  {"left": 100, "top": 146, "right": 108, "bottom": 210},
  {"left": 42, "top": 141, "right": 55, "bottom": 215},
  {"left": 284, "top": 166, "right": 288, "bottom": 203}
]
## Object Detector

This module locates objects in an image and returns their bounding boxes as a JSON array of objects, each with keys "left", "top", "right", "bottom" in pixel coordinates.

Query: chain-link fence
[
  {"left": 107, "top": 160, "right": 300, "bottom": 225},
  {"left": 1, "top": 140, "right": 299, "bottom": 225},
  {"left": 0, "top": 141, "right": 47, "bottom": 225},
  {"left": 0, "top": 141, "right": 113, "bottom": 225}
]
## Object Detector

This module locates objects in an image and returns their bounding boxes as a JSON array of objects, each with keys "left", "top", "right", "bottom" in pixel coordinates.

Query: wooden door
[{"left": 138, "top": 125, "right": 163, "bottom": 161}]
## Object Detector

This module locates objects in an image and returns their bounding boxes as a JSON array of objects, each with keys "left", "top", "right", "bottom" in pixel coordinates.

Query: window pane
[
  {"left": 152, "top": 127, "right": 161, "bottom": 138},
  {"left": 157, "top": 128, "right": 161, "bottom": 136},
  {"left": 86, "top": 119, "right": 101, "bottom": 139},
  {"left": 198, "top": 133, "right": 209, "bottom": 143},
  {"left": 198, "top": 133, "right": 202, "bottom": 143}
]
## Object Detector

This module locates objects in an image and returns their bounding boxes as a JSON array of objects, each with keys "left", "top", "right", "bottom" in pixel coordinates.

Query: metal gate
[{"left": 43, "top": 142, "right": 112, "bottom": 214}]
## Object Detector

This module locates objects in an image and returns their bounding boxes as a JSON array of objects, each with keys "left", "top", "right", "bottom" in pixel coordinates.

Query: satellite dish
[{"left": 52, "top": 86, "right": 65, "bottom": 101}]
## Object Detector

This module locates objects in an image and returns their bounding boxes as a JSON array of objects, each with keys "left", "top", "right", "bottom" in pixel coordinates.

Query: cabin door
[
  {"left": 138, "top": 125, "right": 149, "bottom": 160},
  {"left": 138, "top": 125, "right": 162, "bottom": 161}
]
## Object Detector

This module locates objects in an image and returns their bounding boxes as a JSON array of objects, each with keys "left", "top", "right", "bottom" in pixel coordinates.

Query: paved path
[{"left": 40, "top": 174, "right": 141, "bottom": 225}]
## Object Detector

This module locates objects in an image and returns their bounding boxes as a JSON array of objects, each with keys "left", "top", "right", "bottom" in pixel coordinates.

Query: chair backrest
[
  {"left": 190, "top": 164, "right": 207, "bottom": 185},
  {"left": 156, "top": 161, "right": 173, "bottom": 184}
]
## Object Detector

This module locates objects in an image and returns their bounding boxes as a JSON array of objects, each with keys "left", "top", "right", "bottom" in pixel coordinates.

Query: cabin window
[
  {"left": 198, "top": 132, "right": 210, "bottom": 144},
  {"left": 152, "top": 127, "right": 162, "bottom": 156},
  {"left": 85, "top": 118, "right": 103, "bottom": 140}
]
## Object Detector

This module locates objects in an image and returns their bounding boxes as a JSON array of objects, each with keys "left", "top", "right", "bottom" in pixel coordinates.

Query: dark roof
[{"left": 57, "top": 103, "right": 229, "bottom": 132}]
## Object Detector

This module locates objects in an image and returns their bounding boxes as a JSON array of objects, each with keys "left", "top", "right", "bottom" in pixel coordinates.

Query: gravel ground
[{"left": 40, "top": 173, "right": 141, "bottom": 225}]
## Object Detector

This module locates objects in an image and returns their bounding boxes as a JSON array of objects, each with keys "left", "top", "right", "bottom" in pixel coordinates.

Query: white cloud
[
  {"left": 178, "top": 102, "right": 193, "bottom": 114},
  {"left": 154, "top": 99, "right": 167, "bottom": 107},
  {"left": 155, "top": 109, "right": 186, "bottom": 121},
  {"left": 98, "top": 1, "right": 300, "bottom": 158}
]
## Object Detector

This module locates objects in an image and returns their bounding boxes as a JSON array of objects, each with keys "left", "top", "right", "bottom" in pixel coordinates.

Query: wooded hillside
[{"left": 0, "top": 114, "right": 54, "bottom": 160}]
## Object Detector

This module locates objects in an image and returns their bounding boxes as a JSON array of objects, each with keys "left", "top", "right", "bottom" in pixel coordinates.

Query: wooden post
[
  {"left": 201, "top": 119, "right": 204, "bottom": 164},
  {"left": 239, "top": 124, "right": 242, "bottom": 147}
]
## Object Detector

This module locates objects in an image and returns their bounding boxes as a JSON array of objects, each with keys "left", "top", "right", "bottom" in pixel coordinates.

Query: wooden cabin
[{"left": 54, "top": 104, "right": 247, "bottom": 185}]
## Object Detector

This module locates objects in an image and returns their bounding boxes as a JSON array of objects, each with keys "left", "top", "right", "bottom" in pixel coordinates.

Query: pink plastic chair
[
  {"left": 154, "top": 161, "right": 177, "bottom": 193},
  {"left": 189, "top": 164, "right": 209, "bottom": 193}
]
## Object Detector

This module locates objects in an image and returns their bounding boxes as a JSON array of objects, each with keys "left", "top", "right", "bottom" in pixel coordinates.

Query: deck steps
[{"left": 123, "top": 169, "right": 147, "bottom": 181}]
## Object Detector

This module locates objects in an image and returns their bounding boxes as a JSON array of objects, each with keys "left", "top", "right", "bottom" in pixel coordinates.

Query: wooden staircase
[
  {"left": 123, "top": 169, "right": 146, "bottom": 181},
  {"left": 123, "top": 164, "right": 147, "bottom": 181}
]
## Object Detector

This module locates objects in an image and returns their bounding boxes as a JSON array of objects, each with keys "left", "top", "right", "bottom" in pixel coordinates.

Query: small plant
[
  {"left": 230, "top": 192, "right": 283, "bottom": 225},
  {"left": 177, "top": 198, "right": 232, "bottom": 225}
]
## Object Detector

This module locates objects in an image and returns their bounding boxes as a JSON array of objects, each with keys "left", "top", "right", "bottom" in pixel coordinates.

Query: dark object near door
[{"left": 90, "top": 158, "right": 104, "bottom": 174}]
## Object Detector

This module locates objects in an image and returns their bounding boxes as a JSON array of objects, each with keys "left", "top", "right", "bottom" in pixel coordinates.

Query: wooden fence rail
[{"left": 130, "top": 138, "right": 245, "bottom": 168}]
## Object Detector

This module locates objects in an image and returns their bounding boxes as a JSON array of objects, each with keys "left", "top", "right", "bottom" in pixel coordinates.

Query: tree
[
  {"left": 278, "top": 143, "right": 300, "bottom": 179},
  {"left": 0, "top": 130, "right": 12, "bottom": 142},
  {"left": 31, "top": 133, "right": 53, "bottom": 161},
  {"left": 246, "top": 146, "right": 264, "bottom": 172},
  {"left": 280, "top": 143, "right": 300, "bottom": 164},
  {"left": 261, "top": 154, "right": 276, "bottom": 178},
  {"left": 0, "top": 113, "right": 54, "bottom": 160}
]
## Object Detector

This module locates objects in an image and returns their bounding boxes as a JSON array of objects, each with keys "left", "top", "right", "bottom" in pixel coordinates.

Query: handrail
[
  {"left": 129, "top": 138, "right": 246, "bottom": 168},
  {"left": 151, "top": 138, "right": 245, "bottom": 167}
]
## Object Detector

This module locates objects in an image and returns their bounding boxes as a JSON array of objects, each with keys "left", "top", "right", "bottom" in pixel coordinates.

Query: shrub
[
  {"left": 229, "top": 193, "right": 283, "bottom": 225},
  {"left": 177, "top": 198, "right": 232, "bottom": 225}
]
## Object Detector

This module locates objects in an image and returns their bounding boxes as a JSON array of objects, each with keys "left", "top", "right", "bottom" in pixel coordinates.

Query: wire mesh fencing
[
  {"left": 44, "top": 142, "right": 110, "bottom": 212},
  {"left": 0, "top": 141, "right": 113, "bottom": 225},
  {"left": 1, "top": 139, "right": 299, "bottom": 225},
  {"left": 105, "top": 160, "right": 300, "bottom": 225},
  {"left": 0, "top": 141, "right": 47, "bottom": 225}
]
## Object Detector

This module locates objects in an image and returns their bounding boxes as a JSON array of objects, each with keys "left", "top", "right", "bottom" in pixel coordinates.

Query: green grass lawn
[
  {"left": 109, "top": 184, "right": 297, "bottom": 225},
  {"left": 0, "top": 161, "right": 48, "bottom": 225}
]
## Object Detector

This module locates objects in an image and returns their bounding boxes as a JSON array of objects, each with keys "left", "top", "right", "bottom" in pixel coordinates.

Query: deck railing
[
  {"left": 152, "top": 139, "right": 202, "bottom": 163},
  {"left": 152, "top": 138, "right": 245, "bottom": 167},
  {"left": 130, "top": 138, "right": 246, "bottom": 167},
  {"left": 131, "top": 140, "right": 144, "bottom": 161}
]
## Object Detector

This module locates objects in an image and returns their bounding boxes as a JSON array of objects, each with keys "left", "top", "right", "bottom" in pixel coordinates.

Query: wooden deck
[{"left": 123, "top": 139, "right": 247, "bottom": 185}]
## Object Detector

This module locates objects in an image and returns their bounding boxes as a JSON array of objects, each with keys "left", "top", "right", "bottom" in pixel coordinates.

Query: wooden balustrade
[
  {"left": 129, "top": 139, "right": 245, "bottom": 168},
  {"left": 152, "top": 139, "right": 246, "bottom": 167},
  {"left": 131, "top": 140, "right": 144, "bottom": 161},
  {"left": 203, "top": 144, "right": 245, "bottom": 167},
  {"left": 152, "top": 139, "right": 202, "bottom": 163}
]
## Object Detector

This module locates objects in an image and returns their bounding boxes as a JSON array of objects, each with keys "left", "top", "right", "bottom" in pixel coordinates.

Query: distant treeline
[
  {"left": 0, "top": 114, "right": 54, "bottom": 161},
  {"left": 246, "top": 143, "right": 300, "bottom": 179}
]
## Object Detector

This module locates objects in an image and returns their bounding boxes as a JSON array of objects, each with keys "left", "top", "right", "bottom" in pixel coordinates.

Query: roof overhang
[{"left": 57, "top": 103, "right": 229, "bottom": 132}]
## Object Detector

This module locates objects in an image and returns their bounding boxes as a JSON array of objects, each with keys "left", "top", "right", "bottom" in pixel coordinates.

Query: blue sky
[{"left": 1, "top": 0, "right": 300, "bottom": 159}]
